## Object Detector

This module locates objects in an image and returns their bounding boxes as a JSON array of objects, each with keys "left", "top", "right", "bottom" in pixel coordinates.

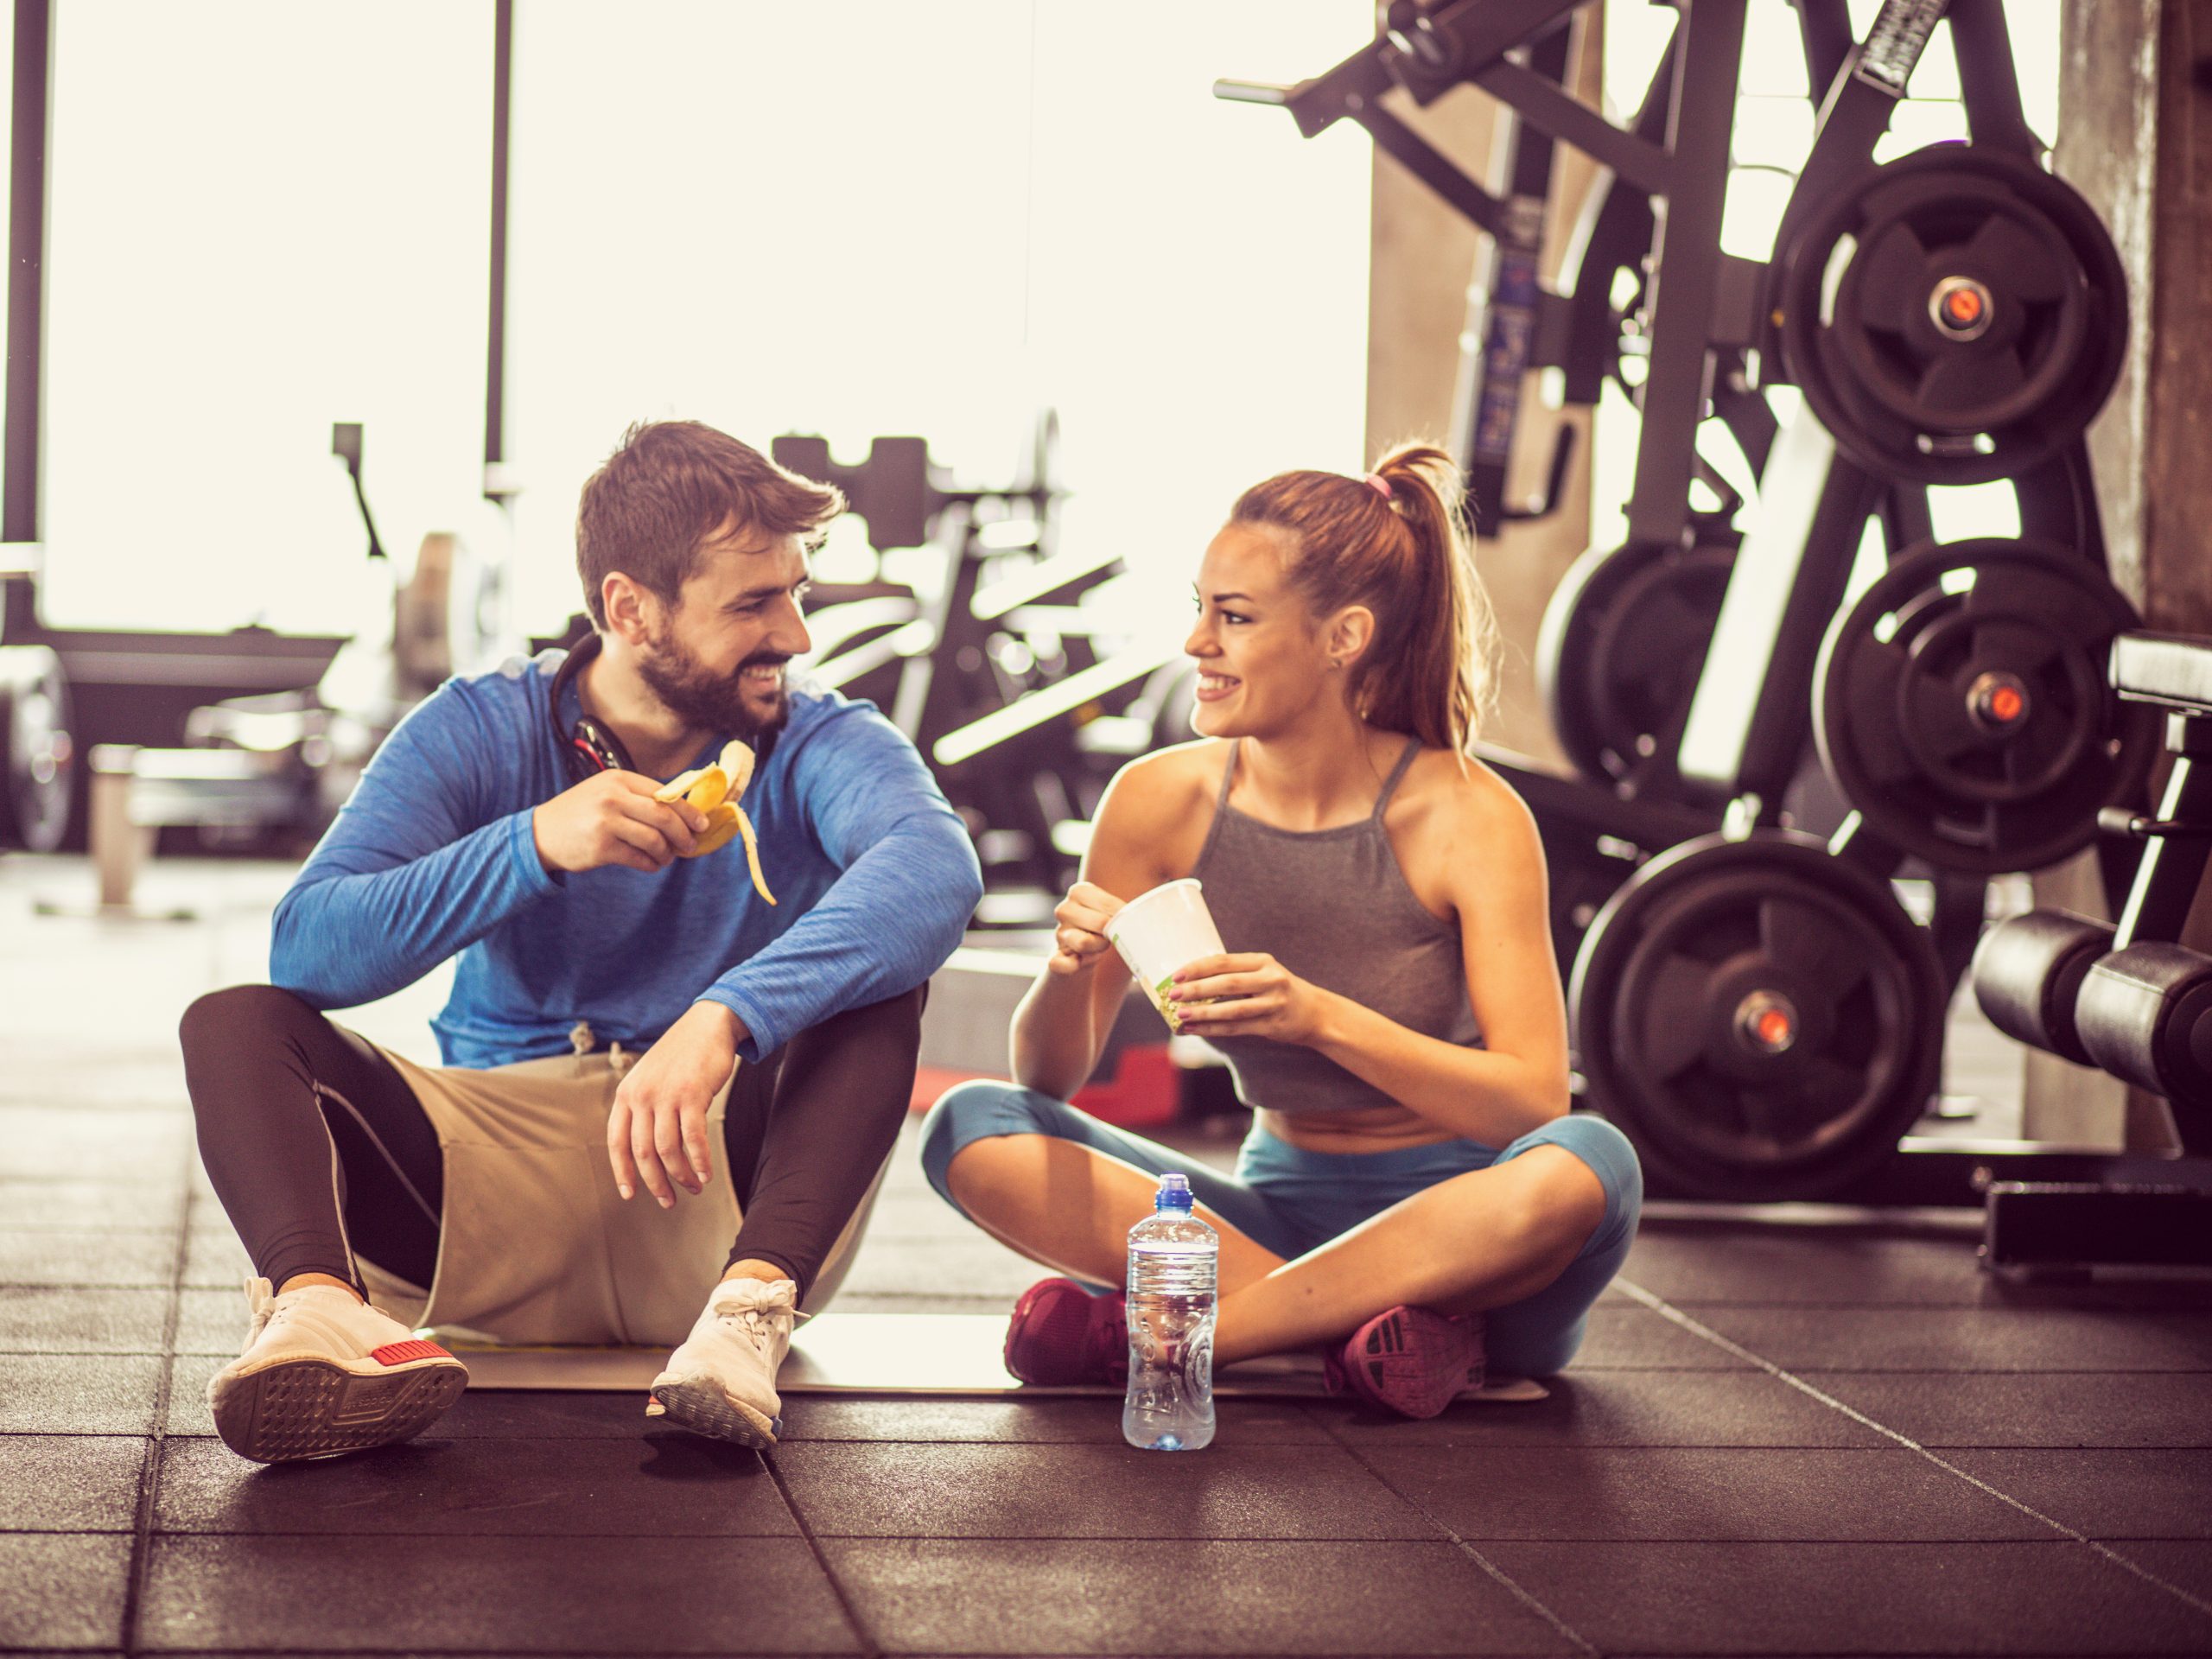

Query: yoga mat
[{"left": 442, "top": 1311, "right": 1548, "bottom": 1402}]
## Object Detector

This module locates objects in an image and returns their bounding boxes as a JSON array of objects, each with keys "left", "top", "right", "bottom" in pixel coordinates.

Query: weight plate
[
  {"left": 1537, "top": 540, "right": 1734, "bottom": 785},
  {"left": 1814, "top": 538, "right": 2157, "bottom": 874},
  {"left": 1567, "top": 831, "right": 1947, "bottom": 1199},
  {"left": 0, "top": 645, "right": 75, "bottom": 854},
  {"left": 1777, "top": 143, "right": 2126, "bottom": 485}
]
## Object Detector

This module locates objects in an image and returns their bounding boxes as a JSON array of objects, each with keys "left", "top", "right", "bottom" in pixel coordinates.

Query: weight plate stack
[
  {"left": 1536, "top": 540, "right": 1735, "bottom": 786},
  {"left": 1777, "top": 143, "right": 2126, "bottom": 485},
  {"left": 1814, "top": 538, "right": 2157, "bottom": 874},
  {"left": 0, "top": 645, "right": 75, "bottom": 853},
  {"left": 1568, "top": 831, "right": 1947, "bottom": 1199}
]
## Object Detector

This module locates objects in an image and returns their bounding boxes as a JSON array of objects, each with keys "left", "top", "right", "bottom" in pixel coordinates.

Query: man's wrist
[{"left": 694, "top": 999, "right": 749, "bottom": 1047}]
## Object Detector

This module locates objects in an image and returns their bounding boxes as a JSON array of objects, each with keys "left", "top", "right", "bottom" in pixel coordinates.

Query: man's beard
[{"left": 634, "top": 628, "right": 791, "bottom": 744}]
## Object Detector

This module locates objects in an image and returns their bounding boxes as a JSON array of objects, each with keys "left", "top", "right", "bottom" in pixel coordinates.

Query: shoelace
[{"left": 712, "top": 1301, "right": 792, "bottom": 1355}]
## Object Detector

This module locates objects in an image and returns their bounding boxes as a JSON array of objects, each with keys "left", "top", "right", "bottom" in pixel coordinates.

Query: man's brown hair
[{"left": 575, "top": 421, "right": 845, "bottom": 627}]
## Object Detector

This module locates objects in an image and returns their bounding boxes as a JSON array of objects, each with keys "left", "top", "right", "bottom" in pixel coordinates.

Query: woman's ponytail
[{"left": 1230, "top": 442, "right": 1499, "bottom": 760}]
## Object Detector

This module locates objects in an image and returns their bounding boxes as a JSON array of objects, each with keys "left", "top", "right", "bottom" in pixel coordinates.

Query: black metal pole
[
  {"left": 484, "top": 0, "right": 512, "bottom": 500},
  {"left": 3, "top": 0, "right": 50, "bottom": 635}
]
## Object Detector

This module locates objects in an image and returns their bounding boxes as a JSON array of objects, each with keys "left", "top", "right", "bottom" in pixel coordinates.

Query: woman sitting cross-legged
[{"left": 919, "top": 446, "right": 1643, "bottom": 1419}]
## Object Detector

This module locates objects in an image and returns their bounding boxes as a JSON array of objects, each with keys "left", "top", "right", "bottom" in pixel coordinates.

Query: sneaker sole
[
  {"left": 1337, "top": 1308, "right": 1481, "bottom": 1420},
  {"left": 209, "top": 1353, "right": 467, "bottom": 1463},
  {"left": 648, "top": 1376, "right": 782, "bottom": 1447}
]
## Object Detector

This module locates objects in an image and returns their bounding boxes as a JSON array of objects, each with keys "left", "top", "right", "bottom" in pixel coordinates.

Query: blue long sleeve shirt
[{"left": 270, "top": 649, "right": 984, "bottom": 1069}]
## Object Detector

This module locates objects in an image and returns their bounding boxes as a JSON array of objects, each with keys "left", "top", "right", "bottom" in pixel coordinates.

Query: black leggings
[{"left": 178, "top": 982, "right": 925, "bottom": 1303}]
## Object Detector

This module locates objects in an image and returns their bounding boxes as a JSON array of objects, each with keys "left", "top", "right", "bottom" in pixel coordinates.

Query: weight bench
[
  {"left": 35, "top": 741, "right": 310, "bottom": 919},
  {"left": 1971, "top": 630, "right": 2212, "bottom": 1274}
]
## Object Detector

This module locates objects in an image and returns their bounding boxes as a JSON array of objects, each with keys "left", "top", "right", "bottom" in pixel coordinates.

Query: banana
[{"left": 654, "top": 744, "right": 775, "bottom": 904}]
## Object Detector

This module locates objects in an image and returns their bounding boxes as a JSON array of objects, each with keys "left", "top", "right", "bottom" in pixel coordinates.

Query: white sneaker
[
  {"left": 207, "top": 1276, "right": 468, "bottom": 1463},
  {"left": 646, "top": 1276, "right": 797, "bottom": 1447}
]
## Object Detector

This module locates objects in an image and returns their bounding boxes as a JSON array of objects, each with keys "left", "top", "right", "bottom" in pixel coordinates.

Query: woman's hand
[
  {"left": 1167, "top": 952, "right": 1330, "bottom": 1045},
  {"left": 1046, "top": 880, "right": 1126, "bottom": 977},
  {"left": 607, "top": 1001, "right": 739, "bottom": 1206}
]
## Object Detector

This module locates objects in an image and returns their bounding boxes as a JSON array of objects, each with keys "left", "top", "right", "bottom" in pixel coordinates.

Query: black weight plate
[
  {"left": 1567, "top": 831, "right": 1946, "bottom": 1199},
  {"left": 1777, "top": 143, "right": 2127, "bottom": 485},
  {"left": 1537, "top": 541, "right": 1733, "bottom": 785},
  {"left": 1814, "top": 539, "right": 2157, "bottom": 874},
  {"left": 0, "top": 645, "right": 74, "bottom": 853}
]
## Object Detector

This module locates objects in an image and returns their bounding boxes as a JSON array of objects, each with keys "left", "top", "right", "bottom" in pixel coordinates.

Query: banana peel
[{"left": 655, "top": 739, "right": 774, "bottom": 905}]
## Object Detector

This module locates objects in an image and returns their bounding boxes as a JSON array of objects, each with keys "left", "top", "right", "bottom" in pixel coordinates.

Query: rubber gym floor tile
[
  {"left": 817, "top": 1537, "right": 1580, "bottom": 1656},
  {"left": 2089, "top": 1541, "right": 2212, "bottom": 1606},
  {"left": 0, "top": 1353, "right": 163, "bottom": 1433},
  {"left": 154, "top": 1431, "right": 793, "bottom": 1535},
  {"left": 1620, "top": 1225, "right": 1988, "bottom": 1305},
  {"left": 1352, "top": 1446, "right": 2050, "bottom": 1541},
  {"left": 766, "top": 1440, "right": 1438, "bottom": 1540},
  {"left": 0, "top": 1228, "right": 178, "bottom": 1287},
  {"left": 177, "top": 1224, "right": 251, "bottom": 1288},
  {"left": 171, "top": 1285, "right": 251, "bottom": 1355},
  {"left": 0, "top": 1179, "right": 186, "bottom": 1233},
  {"left": 421, "top": 1385, "right": 671, "bottom": 1440},
  {"left": 1475, "top": 1540, "right": 2212, "bottom": 1653},
  {"left": 1553, "top": 1304, "right": 1751, "bottom": 1369},
  {"left": 0, "top": 1532, "right": 132, "bottom": 1649},
  {"left": 1938, "top": 1449, "right": 2212, "bottom": 1539},
  {"left": 161, "top": 1354, "right": 218, "bottom": 1436},
  {"left": 0, "top": 1105, "right": 191, "bottom": 1185},
  {"left": 0, "top": 1433, "right": 146, "bottom": 1529},
  {"left": 1800, "top": 1370, "right": 2212, "bottom": 1448},
  {"left": 0, "top": 1286, "right": 171, "bottom": 1353},
  {"left": 774, "top": 1395, "right": 1333, "bottom": 1445},
  {"left": 138, "top": 1533, "right": 860, "bottom": 1653},
  {"left": 1675, "top": 1305, "right": 2212, "bottom": 1371},
  {"left": 1320, "top": 1368, "right": 1890, "bottom": 1448}
]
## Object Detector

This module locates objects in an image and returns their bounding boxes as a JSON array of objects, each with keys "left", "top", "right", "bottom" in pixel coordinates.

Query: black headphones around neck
[
  {"left": 548, "top": 632, "right": 637, "bottom": 783},
  {"left": 544, "top": 630, "right": 781, "bottom": 786}
]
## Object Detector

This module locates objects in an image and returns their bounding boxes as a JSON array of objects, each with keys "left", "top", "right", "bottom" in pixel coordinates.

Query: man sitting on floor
[{"left": 179, "top": 420, "right": 982, "bottom": 1461}]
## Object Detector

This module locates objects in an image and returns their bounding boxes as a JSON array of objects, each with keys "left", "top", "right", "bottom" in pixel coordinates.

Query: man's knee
[{"left": 179, "top": 983, "right": 321, "bottom": 1065}]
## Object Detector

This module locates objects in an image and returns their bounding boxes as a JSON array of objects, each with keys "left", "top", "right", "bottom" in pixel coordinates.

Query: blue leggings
[{"left": 919, "top": 1083, "right": 1643, "bottom": 1378}]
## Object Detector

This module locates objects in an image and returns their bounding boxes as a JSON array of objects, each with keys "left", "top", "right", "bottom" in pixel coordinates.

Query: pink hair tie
[{"left": 1364, "top": 473, "right": 1392, "bottom": 499}]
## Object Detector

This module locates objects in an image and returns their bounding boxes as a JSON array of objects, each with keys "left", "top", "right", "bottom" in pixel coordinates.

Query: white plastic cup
[{"left": 1105, "top": 878, "right": 1225, "bottom": 1033}]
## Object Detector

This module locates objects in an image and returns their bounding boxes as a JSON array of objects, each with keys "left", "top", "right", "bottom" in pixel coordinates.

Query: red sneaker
[
  {"left": 1324, "top": 1306, "right": 1484, "bottom": 1419},
  {"left": 1002, "top": 1277, "right": 1128, "bottom": 1386}
]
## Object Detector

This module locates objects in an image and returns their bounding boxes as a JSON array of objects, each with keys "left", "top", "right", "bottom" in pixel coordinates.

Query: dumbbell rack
[
  {"left": 1229, "top": 0, "right": 2177, "bottom": 1207},
  {"left": 1967, "top": 632, "right": 2212, "bottom": 1274}
]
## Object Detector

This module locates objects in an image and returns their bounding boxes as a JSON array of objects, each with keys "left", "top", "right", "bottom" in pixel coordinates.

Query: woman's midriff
[{"left": 1255, "top": 1102, "right": 1462, "bottom": 1155}]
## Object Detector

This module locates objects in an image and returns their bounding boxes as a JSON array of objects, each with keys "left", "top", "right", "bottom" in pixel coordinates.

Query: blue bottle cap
[{"left": 1155, "top": 1173, "right": 1193, "bottom": 1211}]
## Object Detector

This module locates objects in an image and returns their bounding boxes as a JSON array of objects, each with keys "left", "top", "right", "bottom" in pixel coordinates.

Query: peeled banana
[{"left": 655, "top": 739, "right": 775, "bottom": 905}]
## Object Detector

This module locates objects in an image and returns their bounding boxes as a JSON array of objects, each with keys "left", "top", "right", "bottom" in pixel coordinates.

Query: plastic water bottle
[{"left": 1122, "top": 1172, "right": 1217, "bottom": 1451}]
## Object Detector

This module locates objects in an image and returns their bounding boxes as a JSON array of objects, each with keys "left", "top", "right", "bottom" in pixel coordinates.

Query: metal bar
[
  {"left": 1948, "top": 0, "right": 2039, "bottom": 156},
  {"left": 1792, "top": 0, "right": 1855, "bottom": 96},
  {"left": 1624, "top": 0, "right": 1749, "bottom": 550},
  {"left": 4, "top": 0, "right": 51, "bottom": 550},
  {"left": 1472, "top": 56, "right": 1673, "bottom": 198},
  {"left": 1455, "top": 18, "right": 1576, "bottom": 537},
  {"left": 483, "top": 0, "right": 512, "bottom": 499},
  {"left": 1354, "top": 103, "right": 1504, "bottom": 235}
]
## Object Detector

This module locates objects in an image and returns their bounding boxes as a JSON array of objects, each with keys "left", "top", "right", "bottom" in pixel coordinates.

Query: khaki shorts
[{"left": 353, "top": 1046, "right": 882, "bottom": 1349}]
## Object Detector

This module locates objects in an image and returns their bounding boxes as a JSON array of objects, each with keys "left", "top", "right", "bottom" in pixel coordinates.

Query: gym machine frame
[{"left": 1225, "top": 0, "right": 2166, "bottom": 1206}]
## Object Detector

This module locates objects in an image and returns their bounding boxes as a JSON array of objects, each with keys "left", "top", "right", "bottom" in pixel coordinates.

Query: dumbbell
[
  {"left": 1972, "top": 910, "right": 2113, "bottom": 1068},
  {"left": 1975, "top": 915, "right": 2212, "bottom": 1109},
  {"left": 2075, "top": 943, "right": 2212, "bottom": 1109}
]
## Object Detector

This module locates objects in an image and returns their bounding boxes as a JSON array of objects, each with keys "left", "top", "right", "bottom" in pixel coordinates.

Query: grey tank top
[{"left": 1188, "top": 737, "right": 1482, "bottom": 1116}]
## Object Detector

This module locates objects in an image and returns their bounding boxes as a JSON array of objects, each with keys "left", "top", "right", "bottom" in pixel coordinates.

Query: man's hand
[
  {"left": 607, "top": 1001, "right": 743, "bottom": 1206},
  {"left": 1166, "top": 952, "right": 1332, "bottom": 1046},
  {"left": 533, "top": 771, "right": 709, "bottom": 875}
]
